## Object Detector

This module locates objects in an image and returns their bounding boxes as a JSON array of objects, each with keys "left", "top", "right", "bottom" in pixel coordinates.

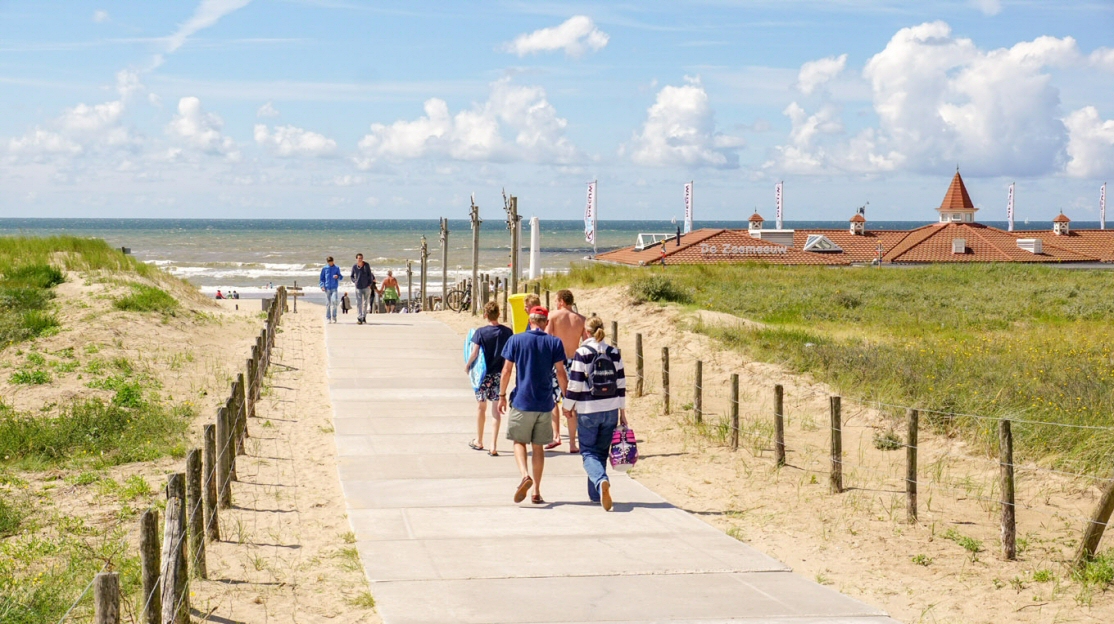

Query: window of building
[{"left": 803, "top": 234, "right": 843, "bottom": 252}]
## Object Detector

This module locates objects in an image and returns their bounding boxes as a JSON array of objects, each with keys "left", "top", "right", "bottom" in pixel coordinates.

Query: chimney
[{"left": 1053, "top": 212, "right": 1070, "bottom": 235}]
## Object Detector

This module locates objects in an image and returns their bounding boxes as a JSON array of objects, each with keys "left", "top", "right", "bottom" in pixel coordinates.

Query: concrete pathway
[{"left": 326, "top": 314, "right": 899, "bottom": 624}]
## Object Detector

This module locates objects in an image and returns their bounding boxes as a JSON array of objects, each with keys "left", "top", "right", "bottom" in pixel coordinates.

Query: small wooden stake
[
  {"left": 693, "top": 360, "right": 703, "bottom": 424},
  {"left": 93, "top": 572, "right": 120, "bottom": 624},
  {"left": 202, "top": 425, "right": 220, "bottom": 541},
  {"left": 830, "top": 396, "right": 843, "bottom": 494},
  {"left": 1000, "top": 419, "right": 1017, "bottom": 560},
  {"left": 139, "top": 509, "right": 160, "bottom": 624},
  {"left": 907, "top": 408, "right": 919, "bottom": 524},
  {"left": 634, "top": 333, "right": 644, "bottom": 398},
  {"left": 1074, "top": 471, "right": 1114, "bottom": 568},
  {"left": 774, "top": 384, "right": 785, "bottom": 466},
  {"left": 730, "top": 374, "right": 740, "bottom": 450},
  {"left": 186, "top": 449, "right": 206, "bottom": 579},
  {"left": 661, "top": 346, "right": 670, "bottom": 414}
]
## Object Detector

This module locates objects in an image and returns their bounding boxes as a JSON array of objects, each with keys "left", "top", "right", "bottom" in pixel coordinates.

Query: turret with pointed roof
[{"left": 937, "top": 169, "right": 979, "bottom": 224}]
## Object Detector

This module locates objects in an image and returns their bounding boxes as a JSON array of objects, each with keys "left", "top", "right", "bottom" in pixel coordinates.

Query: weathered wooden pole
[
  {"left": 225, "top": 397, "right": 237, "bottom": 482},
  {"left": 830, "top": 396, "right": 843, "bottom": 494},
  {"left": 634, "top": 333, "right": 644, "bottom": 397},
  {"left": 730, "top": 373, "right": 740, "bottom": 450},
  {"left": 419, "top": 235, "right": 429, "bottom": 309},
  {"left": 202, "top": 425, "right": 219, "bottom": 541},
  {"left": 440, "top": 217, "right": 449, "bottom": 310},
  {"left": 693, "top": 360, "right": 703, "bottom": 424},
  {"left": 774, "top": 385, "right": 785, "bottom": 466},
  {"left": 406, "top": 260, "right": 414, "bottom": 311},
  {"left": 545, "top": 289, "right": 550, "bottom": 309},
  {"left": 661, "top": 347, "right": 670, "bottom": 414},
  {"left": 216, "top": 407, "right": 231, "bottom": 509},
  {"left": 140, "top": 509, "right": 160, "bottom": 624},
  {"left": 507, "top": 195, "right": 521, "bottom": 294},
  {"left": 999, "top": 419, "right": 1017, "bottom": 560},
  {"left": 610, "top": 321, "right": 618, "bottom": 346},
  {"left": 235, "top": 372, "right": 247, "bottom": 451},
  {"left": 161, "top": 495, "right": 188, "bottom": 624},
  {"left": 906, "top": 408, "right": 919, "bottom": 524},
  {"left": 186, "top": 449, "right": 206, "bottom": 579},
  {"left": 501, "top": 277, "right": 508, "bottom": 321},
  {"left": 93, "top": 572, "right": 120, "bottom": 624},
  {"left": 470, "top": 200, "right": 481, "bottom": 316},
  {"left": 1074, "top": 472, "right": 1114, "bottom": 568}
]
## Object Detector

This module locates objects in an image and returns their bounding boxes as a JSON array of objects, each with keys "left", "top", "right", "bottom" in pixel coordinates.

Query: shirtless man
[{"left": 545, "top": 289, "right": 585, "bottom": 452}]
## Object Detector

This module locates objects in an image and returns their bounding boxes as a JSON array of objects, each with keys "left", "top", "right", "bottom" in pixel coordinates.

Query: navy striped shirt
[{"left": 563, "top": 338, "right": 626, "bottom": 414}]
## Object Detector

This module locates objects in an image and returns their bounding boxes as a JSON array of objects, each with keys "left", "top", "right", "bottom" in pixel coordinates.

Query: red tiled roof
[
  {"left": 883, "top": 223, "right": 1099, "bottom": 263},
  {"left": 849, "top": 214, "right": 866, "bottom": 223},
  {"left": 1053, "top": 213, "right": 1071, "bottom": 223},
  {"left": 940, "top": 171, "right": 976, "bottom": 211},
  {"left": 749, "top": 212, "right": 764, "bottom": 222}
]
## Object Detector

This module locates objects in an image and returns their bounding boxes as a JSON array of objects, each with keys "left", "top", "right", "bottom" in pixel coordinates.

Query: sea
[{"left": 0, "top": 218, "right": 1098, "bottom": 299}]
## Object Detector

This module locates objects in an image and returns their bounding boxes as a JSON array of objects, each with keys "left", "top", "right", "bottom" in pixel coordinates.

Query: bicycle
[{"left": 444, "top": 284, "right": 471, "bottom": 312}]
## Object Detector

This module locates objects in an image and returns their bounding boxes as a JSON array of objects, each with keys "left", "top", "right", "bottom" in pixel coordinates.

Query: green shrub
[
  {"left": 1074, "top": 551, "right": 1114, "bottom": 588},
  {"left": 3, "top": 264, "right": 64, "bottom": 290},
  {"left": 9, "top": 369, "right": 51, "bottom": 385},
  {"left": 113, "top": 284, "right": 179, "bottom": 315},
  {"left": 629, "top": 275, "right": 691, "bottom": 304}
]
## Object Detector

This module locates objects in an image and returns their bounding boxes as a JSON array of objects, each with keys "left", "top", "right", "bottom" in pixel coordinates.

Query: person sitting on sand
[
  {"left": 545, "top": 290, "right": 586, "bottom": 453},
  {"left": 500, "top": 306, "right": 568, "bottom": 505},
  {"left": 380, "top": 270, "right": 401, "bottom": 313},
  {"left": 215, "top": 290, "right": 225, "bottom": 300},
  {"left": 466, "top": 302, "right": 513, "bottom": 456},
  {"left": 563, "top": 315, "right": 627, "bottom": 511}
]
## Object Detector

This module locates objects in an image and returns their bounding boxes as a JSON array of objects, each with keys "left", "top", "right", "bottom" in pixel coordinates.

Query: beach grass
[
  {"left": 543, "top": 262, "right": 1114, "bottom": 471},
  {"left": 113, "top": 283, "right": 180, "bottom": 315}
]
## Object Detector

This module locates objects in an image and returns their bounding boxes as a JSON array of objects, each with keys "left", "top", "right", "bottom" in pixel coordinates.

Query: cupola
[
  {"left": 1053, "top": 212, "right": 1070, "bottom": 235},
  {"left": 937, "top": 169, "right": 978, "bottom": 224},
  {"left": 748, "top": 212, "right": 764, "bottom": 233},
  {"left": 849, "top": 212, "right": 866, "bottom": 235}
]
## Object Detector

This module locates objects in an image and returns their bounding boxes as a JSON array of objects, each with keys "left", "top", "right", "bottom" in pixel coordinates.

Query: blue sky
[{"left": 1, "top": 0, "right": 1112, "bottom": 222}]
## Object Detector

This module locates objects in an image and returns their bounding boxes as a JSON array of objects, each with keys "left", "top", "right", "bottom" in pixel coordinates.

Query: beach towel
[
  {"left": 464, "top": 329, "right": 486, "bottom": 390},
  {"left": 609, "top": 425, "right": 638, "bottom": 472}
]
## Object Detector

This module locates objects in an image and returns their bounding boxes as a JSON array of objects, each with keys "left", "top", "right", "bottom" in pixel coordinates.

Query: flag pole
[{"left": 593, "top": 179, "right": 598, "bottom": 257}]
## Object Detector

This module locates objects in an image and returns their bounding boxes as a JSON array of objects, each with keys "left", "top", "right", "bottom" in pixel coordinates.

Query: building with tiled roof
[{"left": 595, "top": 171, "right": 1114, "bottom": 267}]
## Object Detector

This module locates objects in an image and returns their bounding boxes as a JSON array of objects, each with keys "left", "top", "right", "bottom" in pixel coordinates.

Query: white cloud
[
  {"left": 150, "top": 0, "right": 253, "bottom": 68},
  {"left": 971, "top": 0, "right": 1002, "bottom": 16},
  {"left": 254, "top": 124, "right": 337, "bottom": 157},
  {"left": 256, "top": 101, "right": 280, "bottom": 118},
  {"left": 356, "top": 78, "right": 577, "bottom": 166},
  {"left": 503, "top": 16, "right": 608, "bottom": 58},
  {"left": 167, "top": 96, "right": 240, "bottom": 159},
  {"left": 796, "top": 54, "right": 847, "bottom": 95},
  {"left": 9, "top": 129, "right": 83, "bottom": 156},
  {"left": 1091, "top": 48, "right": 1114, "bottom": 72},
  {"left": 328, "top": 175, "right": 363, "bottom": 186},
  {"left": 1064, "top": 106, "right": 1114, "bottom": 178},
  {"left": 93, "top": 9, "right": 110, "bottom": 23},
  {"left": 622, "top": 77, "right": 742, "bottom": 168}
]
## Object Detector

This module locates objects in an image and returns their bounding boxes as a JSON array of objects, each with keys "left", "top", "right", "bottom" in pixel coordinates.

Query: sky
[{"left": 0, "top": 0, "right": 1112, "bottom": 222}]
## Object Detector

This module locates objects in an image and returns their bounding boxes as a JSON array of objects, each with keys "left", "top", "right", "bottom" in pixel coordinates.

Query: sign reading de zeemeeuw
[{"left": 700, "top": 243, "right": 788, "bottom": 256}]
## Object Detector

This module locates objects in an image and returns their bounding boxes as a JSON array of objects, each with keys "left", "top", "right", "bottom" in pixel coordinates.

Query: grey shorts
[{"left": 505, "top": 407, "right": 554, "bottom": 446}]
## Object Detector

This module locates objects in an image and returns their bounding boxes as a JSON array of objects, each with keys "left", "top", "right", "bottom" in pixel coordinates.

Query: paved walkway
[{"left": 326, "top": 314, "right": 898, "bottom": 624}]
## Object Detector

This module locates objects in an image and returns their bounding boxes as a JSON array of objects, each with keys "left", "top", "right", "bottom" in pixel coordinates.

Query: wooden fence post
[
  {"left": 502, "top": 278, "right": 508, "bottom": 322},
  {"left": 1000, "top": 419, "right": 1017, "bottom": 560},
  {"left": 661, "top": 347, "right": 670, "bottom": 414},
  {"left": 634, "top": 333, "right": 644, "bottom": 398},
  {"left": 830, "top": 396, "right": 843, "bottom": 494},
  {"left": 93, "top": 572, "right": 120, "bottom": 624},
  {"left": 236, "top": 372, "right": 247, "bottom": 451},
  {"left": 225, "top": 397, "right": 238, "bottom": 482},
  {"left": 161, "top": 495, "right": 189, "bottom": 624},
  {"left": 907, "top": 408, "right": 918, "bottom": 524},
  {"left": 216, "top": 407, "right": 231, "bottom": 509},
  {"left": 730, "top": 374, "right": 739, "bottom": 450},
  {"left": 186, "top": 449, "right": 206, "bottom": 579},
  {"left": 202, "top": 425, "right": 219, "bottom": 541},
  {"left": 1074, "top": 473, "right": 1114, "bottom": 568},
  {"left": 774, "top": 385, "right": 785, "bottom": 466},
  {"left": 545, "top": 289, "right": 550, "bottom": 309},
  {"left": 693, "top": 360, "right": 702, "bottom": 424},
  {"left": 140, "top": 509, "right": 160, "bottom": 624},
  {"left": 610, "top": 321, "right": 618, "bottom": 346}
]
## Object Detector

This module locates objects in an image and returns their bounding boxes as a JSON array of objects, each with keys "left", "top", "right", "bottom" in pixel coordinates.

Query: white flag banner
[
  {"left": 1101, "top": 183, "right": 1107, "bottom": 231},
  {"left": 775, "top": 181, "right": 783, "bottom": 230},
  {"left": 584, "top": 181, "right": 597, "bottom": 245},
  {"left": 683, "top": 182, "right": 693, "bottom": 234},
  {"left": 1006, "top": 183, "right": 1015, "bottom": 232}
]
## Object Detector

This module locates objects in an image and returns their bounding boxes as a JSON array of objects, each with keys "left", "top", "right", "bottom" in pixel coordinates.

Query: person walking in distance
[
  {"left": 319, "top": 256, "right": 342, "bottom": 323},
  {"left": 380, "top": 270, "right": 401, "bottom": 313},
  {"left": 499, "top": 306, "right": 568, "bottom": 505},
  {"left": 351, "top": 253, "right": 375, "bottom": 324},
  {"left": 466, "top": 302, "right": 513, "bottom": 456},
  {"left": 564, "top": 316, "right": 627, "bottom": 511},
  {"left": 545, "top": 289, "right": 586, "bottom": 452}
]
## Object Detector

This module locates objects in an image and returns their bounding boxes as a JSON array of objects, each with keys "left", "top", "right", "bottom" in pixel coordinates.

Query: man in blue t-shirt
[
  {"left": 499, "top": 306, "right": 568, "bottom": 505},
  {"left": 465, "top": 301, "right": 513, "bottom": 456},
  {"left": 318, "top": 256, "right": 342, "bottom": 323}
]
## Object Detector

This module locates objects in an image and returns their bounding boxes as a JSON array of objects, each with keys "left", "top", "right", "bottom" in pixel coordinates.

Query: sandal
[
  {"left": 488, "top": 450, "right": 499, "bottom": 457},
  {"left": 468, "top": 440, "right": 485, "bottom": 451},
  {"left": 544, "top": 441, "right": 561, "bottom": 450},
  {"left": 531, "top": 494, "right": 545, "bottom": 505},
  {"left": 568, "top": 447, "right": 580, "bottom": 453},
  {"left": 513, "top": 476, "right": 533, "bottom": 503}
]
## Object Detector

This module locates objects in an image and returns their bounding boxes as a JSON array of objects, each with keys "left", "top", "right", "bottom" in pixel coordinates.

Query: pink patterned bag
[{"left": 609, "top": 425, "right": 638, "bottom": 471}]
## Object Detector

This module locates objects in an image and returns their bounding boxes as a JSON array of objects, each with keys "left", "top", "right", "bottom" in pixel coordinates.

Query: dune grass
[
  {"left": 543, "top": 262, "right": 1114, "bottom": 470},
  {"left": 114, "top": 283, "right": 180, "bottom": 315}
]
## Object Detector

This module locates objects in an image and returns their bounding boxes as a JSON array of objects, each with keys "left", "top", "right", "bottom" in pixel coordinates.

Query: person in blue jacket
[{"left": 319, "top": 256, "right": 342, "bottom": 323}]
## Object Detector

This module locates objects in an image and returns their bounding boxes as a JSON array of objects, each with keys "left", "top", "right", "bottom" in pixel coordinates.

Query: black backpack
[{"left": 585, "top": 345, "right": 618, "bottom": 398}]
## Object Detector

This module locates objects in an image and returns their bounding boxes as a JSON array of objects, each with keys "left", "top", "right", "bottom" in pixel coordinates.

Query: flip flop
[
  {"left": 514, "top": 476, "right": 533, "bottom": 503},
  {"left": 468, "top": 440, "right": 485, "bottom": 451},
  {"left": 568, "top": 447, "right": 580, "bottom": 454},
  {"left": 531, "top": 494, "right": 546, "bottom": 505},
  {"left": 488, "top": 450, "right": 499, "bottom": 457},
  {"left": 544, "top": 441, "right": 561, "bottom": 450}
]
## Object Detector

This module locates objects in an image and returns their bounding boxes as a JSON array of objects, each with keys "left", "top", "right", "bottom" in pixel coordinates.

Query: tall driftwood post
[
  {"left": 140, "top": 509, "right": 160, "bottom": 624},
  {"left": 419, "top": 235, "right": 429, "bottom": 311},
  {"left": 661, "top": 347, "right": 670, "bottom": 414},
  {"left": 93, "top": 572, "right": 120, "bottom": 624},
  {"left": 774, "top": 384, "right": 785, "bottom": 466},
  {"left": 161, "top": 495, "right": 188, "bottom": 624},
  {"left": 730, "top": 373, "right": 740, "bottom": 450},
  {"left": 999, "top": 419, "right": 1017, "bottom": 560},
  {"left": 406, "top": 260, "right": 413, "bottom": 310},
  {"left": 634, "top": 333, "right": 644, "bottom": 397},
  {"left": 1074, "top": 472, "right": 1114, "bottom": 568},
  {"left": 470, "top": 200, "right": 481, "bottom": 316},
  {"left": 907, "top": 408, "right": 919, "bottom": 524},
  {"left": 830, "top": 396, "right": 843, "bottom": 494},
  {"left": 202, "top": 425, "right": 219, "bottom": 541},
  {"left": 186, "top": 449, "right": 206, "bottom": 579},
  {"left": 501, "top": 277, "right": 508, "bottom": 321},
  {"left": 505, "top": 195, "right": 520, "bottom": 293},
  {"left": 693, "top": 360, "right": 703, "bottom": 424},
  {"left": 440, "top": 217, "right": 449, "bottom": 309}
]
